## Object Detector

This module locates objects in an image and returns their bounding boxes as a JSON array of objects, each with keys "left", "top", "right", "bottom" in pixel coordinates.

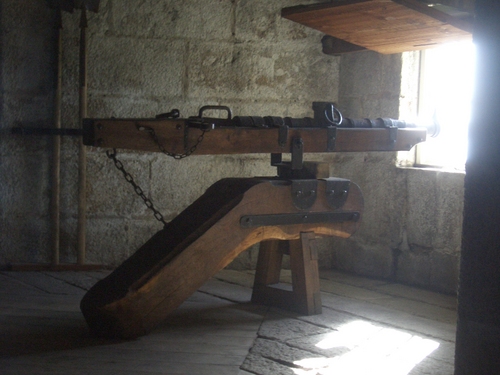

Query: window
[{"left": 415, "top": 41, "right": 475, "bottom": 170}]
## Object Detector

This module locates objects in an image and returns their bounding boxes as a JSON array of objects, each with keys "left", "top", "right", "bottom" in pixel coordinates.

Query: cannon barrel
[{"left": 228, "top": 102, "right": 439, "bottom": 137}]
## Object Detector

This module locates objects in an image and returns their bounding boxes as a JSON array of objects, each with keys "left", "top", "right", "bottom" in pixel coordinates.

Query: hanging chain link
[
  {"left": 106, "top": 149, "right": 168, "bottom": 227},
  {"left": 106, "top": 122, "right": 208, "bottom": 226},
  {"left": 137, "top": 124, "right": 207, "bottom": 159}
]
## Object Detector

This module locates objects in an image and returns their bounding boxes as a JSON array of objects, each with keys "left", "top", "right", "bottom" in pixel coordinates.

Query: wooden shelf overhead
[{"left": 282, "top": 0, "right": 473, "bottom": 54}]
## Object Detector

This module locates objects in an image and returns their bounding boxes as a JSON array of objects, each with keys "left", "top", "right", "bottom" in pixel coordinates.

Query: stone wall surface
[
  {"left": 325, "top": 51, "right": 465, "bottom": 294},
  {"left": 1, "top": 0, "right": 338, "bottom": 268},
  {"left": 0, "top": 0, "right": 464, "bottom": 294},
  {"left": 0, "top": 0, "right": 56, "bottom": 264}
]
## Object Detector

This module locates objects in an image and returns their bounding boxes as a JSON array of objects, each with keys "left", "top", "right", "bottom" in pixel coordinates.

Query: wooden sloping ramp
[{"left": 80, "top": 177, "right": 363, "bottom": 338}]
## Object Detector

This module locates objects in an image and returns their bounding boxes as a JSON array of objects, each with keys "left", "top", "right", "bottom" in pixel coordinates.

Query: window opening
[{"left": 415, "top": 41, "right": 475, "bottom": 170}]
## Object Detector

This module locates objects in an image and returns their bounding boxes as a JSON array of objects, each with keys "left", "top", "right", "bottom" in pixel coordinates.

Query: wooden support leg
[
  {"left": 290, "top": 232, "right": 322, "bottom": 315},
  {"left": 251, "top": 232, "right": 322, "bottom": 315},
  {"left": 253, "top": 239, "right": 283, "bottom": 287}
]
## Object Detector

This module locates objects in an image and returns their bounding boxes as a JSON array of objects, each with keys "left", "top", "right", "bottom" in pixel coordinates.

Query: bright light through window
[
  {"left": 291, "top": 320, "right": 440, "bottom": 375},
  {"left": 416, "top": 41, "right": 475, "bottom": 170}
]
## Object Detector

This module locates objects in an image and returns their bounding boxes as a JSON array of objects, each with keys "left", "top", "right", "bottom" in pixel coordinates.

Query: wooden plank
[
  {"left": 289, "top": 232, "right": 322, "bottom": 315},
  {"left": 45, "top": 271, "right": 111, "bottom": 291},
  {"left": 282, "top": 0, "right": 472, "bottom": 54},
  {"left": 0, "top": 272, "right": 42, "bottom": 295},
  {"left": 84, "top": 118, "right": 426, "bottom": 154},
  {"left": 3, "top": 272, "right": 85, "bottom": 295},
  {"left": 6, "top": 263, "right": 104, "bottom": 272}
]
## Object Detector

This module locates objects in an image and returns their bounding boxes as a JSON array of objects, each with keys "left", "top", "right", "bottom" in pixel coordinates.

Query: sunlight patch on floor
[{"left": 292, "top": 320, "right": 440, "bottom": 375}]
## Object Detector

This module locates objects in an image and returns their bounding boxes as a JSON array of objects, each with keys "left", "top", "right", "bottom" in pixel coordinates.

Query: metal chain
[
  {"left": 106, "top": 149, "right": 168, "bottom": 228},
  {"left": 105, "top": 125, "right": 206, "bottom": 226},
  {"left": 137, "top": 125, "right": 207, "bottom": 159}
]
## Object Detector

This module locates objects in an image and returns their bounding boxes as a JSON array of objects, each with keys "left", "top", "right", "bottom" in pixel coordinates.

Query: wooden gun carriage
[{"left": 80, "top": 103, "right": 428, "bottom": 338}]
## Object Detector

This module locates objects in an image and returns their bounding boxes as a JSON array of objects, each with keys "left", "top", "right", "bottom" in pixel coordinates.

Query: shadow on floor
[{"left": 1, "top": 300, "right": 266, "bottom": 359}]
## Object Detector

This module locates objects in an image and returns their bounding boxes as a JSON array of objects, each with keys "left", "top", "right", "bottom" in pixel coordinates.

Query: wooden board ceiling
[{"left": 282, "top": 0, "right": 473, "bottom": 54}]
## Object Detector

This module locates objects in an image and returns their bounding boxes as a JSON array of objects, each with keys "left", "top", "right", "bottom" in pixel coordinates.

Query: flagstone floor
[{"left": 0, "top": 268, "right": 457, "bottom": 374}]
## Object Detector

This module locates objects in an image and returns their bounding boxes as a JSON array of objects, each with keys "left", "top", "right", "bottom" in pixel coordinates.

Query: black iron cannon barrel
[{"left": 339, "top": 117, "right": 415, "bottom": 129}]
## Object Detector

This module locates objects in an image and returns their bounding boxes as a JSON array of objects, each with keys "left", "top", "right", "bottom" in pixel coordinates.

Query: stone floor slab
[{"left": 0, "top": 269, "right": 456, "bottom": 374}]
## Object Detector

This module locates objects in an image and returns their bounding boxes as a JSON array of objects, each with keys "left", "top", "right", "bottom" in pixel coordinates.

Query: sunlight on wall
[
  {"left": 292, "top": 320, "right": 439, "bottom": 375},
  {"left": 416, "top": 41, "right": 475, "bottom": 169}
]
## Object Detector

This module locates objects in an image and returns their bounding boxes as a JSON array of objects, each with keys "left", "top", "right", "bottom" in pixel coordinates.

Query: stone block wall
[
  {"left": 1, "top": 0, "right": 338, "bottom": 267},
  {"left": 0, "top": 1, "right": 57, "bottom": 263},
  {"left": 1, "top": 0, "right": 465, "bottom": 294},
  {"left": 323, "top": 51, "right": 464, "bottom": 294}
]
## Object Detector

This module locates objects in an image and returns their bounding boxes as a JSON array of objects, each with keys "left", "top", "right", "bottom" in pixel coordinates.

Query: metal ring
[{"left": 324, "top": 104, "right": 343, "bottom": 126}]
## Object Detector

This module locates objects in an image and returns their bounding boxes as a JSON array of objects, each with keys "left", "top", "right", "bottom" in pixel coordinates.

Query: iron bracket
[
  {"left": 291, "top": 137, "right": 304, "bottom": 170},
  {"left": 278, "top": 124, "right": 289, "bottom": 148},
  {"left": 184, "top": 124, "right": 190, "bottom": 152},
  {"left": 324, "top": 178, "right": 350, "bottom": 209},
  {"left": 240, "top": 211, "right": 360, "bottom": 228},
  {"left": 292, "top": 179, "right": 318, "bottom": 209},
  {"left": 389, "top": 126, "right": 398, "bottom": 146},
  {"left": 327, "top": 126, "right": 337, "bottom": 151}
]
